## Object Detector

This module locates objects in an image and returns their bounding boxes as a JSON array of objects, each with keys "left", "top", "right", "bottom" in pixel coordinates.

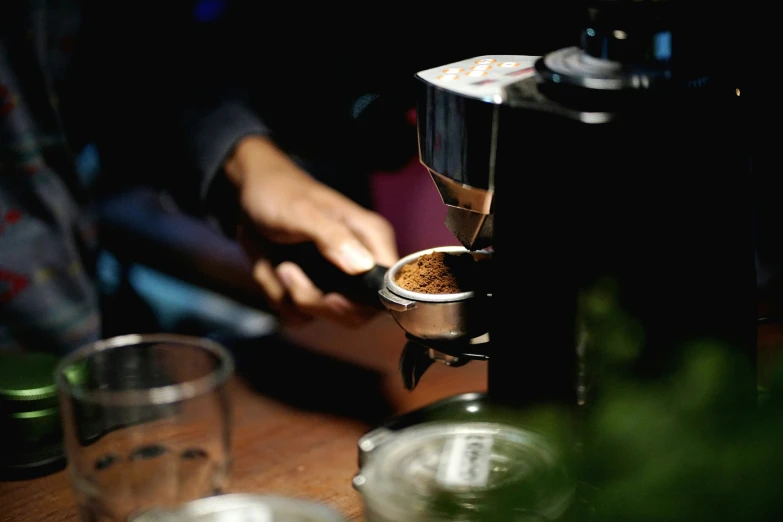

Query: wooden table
[
  {"left": 0, "top": 314, "right": 487, "bottom": 522},
  {"left": 4, "top": 307, "right": 782, "bottom": 522}
]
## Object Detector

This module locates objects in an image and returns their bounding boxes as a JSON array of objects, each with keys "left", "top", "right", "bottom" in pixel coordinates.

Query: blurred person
[
  {"left": 0, "top": 1, "right": 402, "bottom": 354},
  {"left": 1, "top": 0, "right": 587, "bottom": 354}
]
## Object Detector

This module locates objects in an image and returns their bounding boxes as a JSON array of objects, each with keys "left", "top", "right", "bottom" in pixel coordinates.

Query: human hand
[{"left": 224, "top": 135, "right": 399, "bottom": 327}]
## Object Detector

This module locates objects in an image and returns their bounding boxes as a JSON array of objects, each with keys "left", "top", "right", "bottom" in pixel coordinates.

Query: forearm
[
  {"left": 176, "top": 94, "right": 270, "bottom": 236},
  {"left": 182, "top": 98, "right": 268, "bottom": 199},
  {"left": 223, "top": 134, "right": 308, "bottom": 188}
]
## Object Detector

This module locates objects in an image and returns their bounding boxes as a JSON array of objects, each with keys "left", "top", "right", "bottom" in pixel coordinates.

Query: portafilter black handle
[{"left": 267, "top": 242, "right": 388, "bottom": 310}]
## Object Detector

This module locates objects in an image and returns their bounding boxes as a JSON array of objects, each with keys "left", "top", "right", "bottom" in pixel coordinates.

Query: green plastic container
[{"left": 0, "top": 351, "right": 66, "bottom": 479}]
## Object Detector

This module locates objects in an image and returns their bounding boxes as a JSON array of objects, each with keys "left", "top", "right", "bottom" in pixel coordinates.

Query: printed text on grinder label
[{"left": 437, "top": 434, "right": 493, "bottom": 488}]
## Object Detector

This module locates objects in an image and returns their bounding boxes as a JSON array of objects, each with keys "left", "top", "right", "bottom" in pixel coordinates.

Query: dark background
[{"left": 65, "top": 1, "right": 776, "bottom": 294}]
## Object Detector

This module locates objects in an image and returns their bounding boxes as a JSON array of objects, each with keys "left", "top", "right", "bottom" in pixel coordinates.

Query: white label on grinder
[{"left": 436, "top": 434, "right": 493, "bottom": 488}]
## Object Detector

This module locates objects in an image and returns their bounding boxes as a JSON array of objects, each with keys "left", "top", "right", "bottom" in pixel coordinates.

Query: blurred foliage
[
  {"left": 416, "top": 277, "right": 783, "bottom": 521},
  {"left": 576, "top": 277, "right": 783, "bottom": 522}
]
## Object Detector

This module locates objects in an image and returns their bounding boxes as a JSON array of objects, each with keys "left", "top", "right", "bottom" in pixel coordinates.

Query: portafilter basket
[{"left": 378, "top": 246, "right": 492, "bottom": 341}]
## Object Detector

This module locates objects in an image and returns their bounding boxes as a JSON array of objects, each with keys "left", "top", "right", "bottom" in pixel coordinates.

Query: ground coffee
[{"left": 395, "top": 251, "right": 488, "bottom": 294}]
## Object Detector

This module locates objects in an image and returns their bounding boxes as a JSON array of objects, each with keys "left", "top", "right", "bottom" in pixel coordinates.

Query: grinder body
[
  {"left": 489, "top": 72, "right": 756, "bottom": 408},
  {"left": 414, "top": 2, "right": 757, "bottom": 408}
]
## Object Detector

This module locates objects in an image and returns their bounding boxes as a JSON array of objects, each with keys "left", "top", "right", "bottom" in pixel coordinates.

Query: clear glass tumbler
[{"left": 55, "top": 333, "right": 235, "bottom": 522}]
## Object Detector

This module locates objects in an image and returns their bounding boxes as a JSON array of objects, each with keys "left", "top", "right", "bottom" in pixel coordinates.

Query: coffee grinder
[
  {"left": 379, "top": 0, "right": 758, "bottom": 418},
  {"left": 354, "top": 4, "right": 758, "bottom": 519}
]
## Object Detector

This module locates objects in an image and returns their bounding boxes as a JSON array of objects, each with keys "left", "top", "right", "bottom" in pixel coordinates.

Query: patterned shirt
[
  {"left": 0, "top": 0, "right": 266, "bottom": 354},
  {"left": 0, "top": 1, "right": 101, "bottom": 354}
]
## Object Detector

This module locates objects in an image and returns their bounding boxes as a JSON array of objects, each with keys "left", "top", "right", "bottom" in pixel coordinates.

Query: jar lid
[
  {"left": 354, "top": 421, "right": 575, "bottom": 522},
  {"left": 0, "top": 351, "right": 65, "bottom": 479},
  {"left": 129, "top": 494, "right": 348, "bottom": 522},
  {"left": 0, "top": 352, "right": 60, "bottom": 412}
]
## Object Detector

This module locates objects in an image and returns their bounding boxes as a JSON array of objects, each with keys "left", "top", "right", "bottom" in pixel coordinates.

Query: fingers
[
  {"left": 240, "top": 169, "right": 397, "bottom": 274},
  {"left": 283, "top": 198, "right": 378, "bottom": 276},
  {"left": 275, "top": 262, "right": 377, "bottom": 327},
  {"left": 244, "top": 219, "right": 377, "bottom": 327},
  {"left": 309, "top": 187, "right": 398, "bottom": 268},
  {"left": 250, "top": 258, "right": 285, "bottom": 310},
  {"left": 285, "top": 193, "right": 399, "bottom": 272},
  {"left": 345, "top": 209, "right": 399, "bottom": 268},
  {"left": 250, "top": 259, "right": 374, "bottom": 327},
  {"left": 238, "top": 171, "right": 398, "bottom": 324}
]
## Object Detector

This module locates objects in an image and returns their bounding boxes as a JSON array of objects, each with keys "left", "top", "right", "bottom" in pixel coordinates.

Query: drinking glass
[{"left": 55, "top": 333, "right": 234, "bottom": 522}]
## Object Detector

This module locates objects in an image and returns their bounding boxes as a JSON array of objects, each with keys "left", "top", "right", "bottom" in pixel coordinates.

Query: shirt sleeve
[
  {"left": 180, "top": 95, "right": 267, "bottom": 205},
  {"left": 179, "top": 94, "right": 269, "bottom": 236}
]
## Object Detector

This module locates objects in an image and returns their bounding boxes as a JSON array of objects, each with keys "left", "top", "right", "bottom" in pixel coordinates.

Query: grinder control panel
[{"left": 416, "top": 55, "right": 539, "bottom": 103}]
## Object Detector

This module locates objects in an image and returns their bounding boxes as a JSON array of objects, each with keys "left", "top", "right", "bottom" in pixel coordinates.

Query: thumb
[{"left": 292, "top": 207, "right": 377, "bottom": 276}]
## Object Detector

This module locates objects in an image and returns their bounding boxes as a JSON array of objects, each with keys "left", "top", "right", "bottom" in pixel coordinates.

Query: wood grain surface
[
  {"left": 4, "top": 307, "right": 779, "bottom": 522},
  {"left": 0, "top": 314, "right": 487, "bottom": 522}
]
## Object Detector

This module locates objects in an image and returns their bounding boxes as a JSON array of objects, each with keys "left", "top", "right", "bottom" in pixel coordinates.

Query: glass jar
[
  {"left": 353, "top": 421, "right": 576, "bottom": 522},
  {"left": 130, "top": 493, "right": 348, "bottom": 522}
]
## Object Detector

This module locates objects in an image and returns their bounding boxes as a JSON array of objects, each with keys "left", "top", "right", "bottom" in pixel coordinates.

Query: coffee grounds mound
[{"left": 395, "top": 251, "right": 486, "bottom": 294}]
